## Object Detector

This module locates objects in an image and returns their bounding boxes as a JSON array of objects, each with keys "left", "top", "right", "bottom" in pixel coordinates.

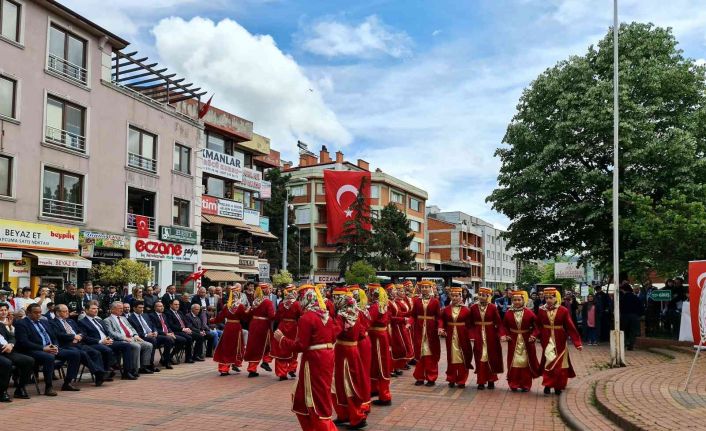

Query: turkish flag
[
  {"left": 135, "top": 215, "right": 150, "bottom": 238},
  {"left": 183, "top": 268, "right": 208, "bottom": 287},
  {"left": 688, "top": 260, "right": 706, "bottom": 345},
  {"left": 324, "top": 170, "right": 371, "bottom": 244}
]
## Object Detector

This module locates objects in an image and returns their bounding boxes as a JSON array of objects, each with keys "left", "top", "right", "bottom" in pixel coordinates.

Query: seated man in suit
[
  {"left": 79, "top": 301, "right": 133, "bottom": 380},
  {"left": 0, "top": 304, "right": 34, "bottom": 402},
  {"left": 50, "top": 304, "right": 108, "bottom": 386},
  {"left": 149, "top": 301, "right": 183, "bottom": 368},
  {"left": 14, "top": 303, "right": 82, "bottom": 395},
  {"left": 103, "top": 301, "right": 154, "bottom": 376},
  {"left": 164, "top": 299, "right": 195, "bottom": 364},
  {"left": 128, "top": 300, "right": 171, "bottom": 372},
  {"left": 185, "top": 303, "right": 214, "bottom": 361}
]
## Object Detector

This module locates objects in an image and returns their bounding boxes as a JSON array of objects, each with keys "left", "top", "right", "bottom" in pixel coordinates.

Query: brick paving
[{"left": 1, "top": 343, "right": 685, "bottom": 431}]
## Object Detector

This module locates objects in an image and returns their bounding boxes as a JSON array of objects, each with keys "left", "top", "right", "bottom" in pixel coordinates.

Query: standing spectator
[
  {"left": 207, "top": 286, "right": 222, "bottom": 312},
  {"left": 563, "top": 291, "right": 579, "bottom": 324},
  {"left": 667, "top": 278, "right": 687, "bottom": 339},
  {"left": 161, "top": 284, "right": 178, "bottom": 306},
  {"left": 594, "top": 285, "right": 610, "bottom": 342},
  {"left": 143, "top": 285, "right": 158, "bottom": 313},
  {"left": 582, "top": 294, "right": 598, "bottom": 345},
  {"left": 13, "top": 287, "right": 36, "bottom": 311},
  {"left": 83, "top": 281, "right": 97, "bottom": 308},
  {"left": 619, "top": 282, "right": 643, "bottom": 350},
  {"left": 101, "top": 285, "right": 122, "bottom": 317},
  {"left": 55, "top": 283, "right": 83, "bottom": 319},
  {"left": 494, "top": 289, "right": 511, "bottom": 318},
  {"left": 128, "top": 286, "right": 145, "bottom": 308},
  {"left": 191, "top": 287, "right": 211, "bottom": 314}
]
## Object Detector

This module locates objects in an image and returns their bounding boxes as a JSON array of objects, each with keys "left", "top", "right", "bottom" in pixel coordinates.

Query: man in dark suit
[
  {"left": 185, "top": 303, "right": 214, "bottom": 360},
  {"left": 128, "top": 300, "right": 171, "bottom": 371},
  {"left": 79, "top": 301, "right": 134, "bottom": 380},
  {"left": 100, "top": 286, "right": 122, "bottom": 318},
  {"left": 161, "top": 285, "right": 178, "bottom": 307},
  {"left": 14, "top": 303, "right": 81, "bottom": 395},
  {"left": 149, "top": 301, "right": 183, "bottom": 368},
  {"left": 164, "top": 299, "right": 195, "bottom": 363},
  {"left": 0, "top": 304, "right": 34, "bottom": 402},
  {"left": 191, "top": 287, "right": 211, "bottom": 311},
  {"left": 50, "top": 304, "right": 108, "bottom": 386},
  {"left": 54, "top": 283, "right": 83, "bottom": 319}
]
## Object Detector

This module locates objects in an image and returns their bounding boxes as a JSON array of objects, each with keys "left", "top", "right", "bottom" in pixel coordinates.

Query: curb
[
  {"left": 558, "top": 387, "right": 588, "bottom": 431},
  {"left": 593, "top": 379, "right": 649, "bottom": 431}
]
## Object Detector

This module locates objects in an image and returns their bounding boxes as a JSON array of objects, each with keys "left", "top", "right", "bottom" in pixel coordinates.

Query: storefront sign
[
  {"left": 259, "top": 217, "right": 270, "bottom": 232},
  {"left": 79, "top": 230, "right": 129, "bottom": 250},
  {"left": 241, "top": 167, "right": 263, "bottom": 191},
  {"left": 202, "top": 196, "right": 218, "bottom": 215},
  {"left": 258, "top": 262, "right": 270, "bottom": 280},
  {"left": 260, "top": 181, "right": 271, "bottom": 200},
  {"left": 243, "top": 208, "right": 260, "bottom": 226},
  {"left": 648, "top": 289, "right": 671, "bottom": 301},
  {"left": 0, "top": 219, "right": 78, "bottom": 252},
  {"left": 202, "top": 148, "right": 244, "bottom": 181},
  {"left": 240, "top": 258, "right": 257, "bottom": 268},
  {"left": 202, "top": 195, "right": 244, "bottom": 220},
  {"left": 93, "top": 249, "right": 126, "bottom": 259},
  {"left": 0, "top": 249, "right": 22, "bottom": 260},
  {"left": 9, "top": 258, "right": 31, "bottom": 277},
  {"left": 314, "top": 274, "right": 341, "bottom": 284},
  {"left": 36, "top": 254, "right": 92, "bottom": 269},
  {"left": 130, "top": 237, "right": 199, "bottom": 264},
  {"left": 554, "top": 262, "right": 584, "bottom": 280},
  {"left": 159, "top": 226, "right": 198, "bottom": 245}
]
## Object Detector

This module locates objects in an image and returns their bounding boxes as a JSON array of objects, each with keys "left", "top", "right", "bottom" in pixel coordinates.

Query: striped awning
[{"left": 204, "top": 270, "right": 243, "bottom": 282}]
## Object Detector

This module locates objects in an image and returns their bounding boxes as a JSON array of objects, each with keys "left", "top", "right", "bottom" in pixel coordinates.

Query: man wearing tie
[
  {"left": 161, "top": 285, "right": 178, "bottom": 307},
  {"left": 149, "top": 301, "right": 182, "bottom": 368},
  {"left": 128, "top": 300, "right": 171, "bottom": 372},
  {"left": 50, "top": 304, "right": 108, "bottom": 386},
  {"left": 165, "top": 299, "right": 195, "bottom": 364},
  {"left": 83, "top": 281, "right": 96, "bottom": 309},
  {"left": 103, "top": 301, "right": 153, "bottom": 376},
  {"left": 14, "top": 303, "right": 82, "bottom": 395},
  {"left": 79, "top": 301, "right": 134, "bottom": 380},
  {"left": 0, "top": 306, "right": 34, "bottom": 402},
  {"left": 185, "top": 303, "right": 213, "bottom": 360}
]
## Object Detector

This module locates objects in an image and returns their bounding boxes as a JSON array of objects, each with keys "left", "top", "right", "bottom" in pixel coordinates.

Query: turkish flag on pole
[
  {"left": 183, "top": 268, "right": 208, "bottom": 287},
  {"left": 324, "top": 170, "right": 371, "bottom": 244},
  {"left": 135, "top": 215, "right": 150, "bottom": 238},
  {"left": 688, "top": 260, "right": 706, "bottom": 345}
]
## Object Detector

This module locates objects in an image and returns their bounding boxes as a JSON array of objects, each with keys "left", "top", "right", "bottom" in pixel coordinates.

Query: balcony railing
[
  {"left": 45, "top": 125, "right": 86, "bottom": 153},
  {"left": 48, "top": 54, "right": 88, "bottom": 85},
  {"left": 42, "top": 198, "right": 83, "bottom": 221},
  {"left": 201, "top": 239, "right": 267, "bottom": 257},
  {"left": 126, "top": 213, "right": 155, "bottom": 231},
  {"left": 128, "top": 153, "right": 157, "bottom": 173}
]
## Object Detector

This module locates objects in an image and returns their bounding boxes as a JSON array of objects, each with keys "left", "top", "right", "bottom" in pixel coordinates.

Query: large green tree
[
  {"left": 337, "top": 177, "right": 373, "bottom": 274},
  {"left": 370, "top": 203, "right": 416, "bottom": 270},
  {"left": 487, "top": 23, "right": 706, "bottom": 278}
]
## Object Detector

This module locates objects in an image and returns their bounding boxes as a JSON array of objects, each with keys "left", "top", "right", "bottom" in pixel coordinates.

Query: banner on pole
[{"left": 687, "top": 260, "right": 706, "bottom": 346}]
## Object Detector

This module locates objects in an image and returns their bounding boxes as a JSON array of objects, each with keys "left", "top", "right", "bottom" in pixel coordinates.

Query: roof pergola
[{"left": 111, "top": 50, "right": 206, "bottom": 104}]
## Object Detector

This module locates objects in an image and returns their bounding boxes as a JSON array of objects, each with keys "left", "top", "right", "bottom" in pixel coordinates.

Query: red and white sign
[
  {"left": 688, "top": 260, "right": 706, "bottom": 345},
  {"left": 202, "top": 196, "right": 218, "bottom": 215},
  {"left": 135, "top": 215, "right": 150, "bottom": 238},
  {"left": 242, "top": 167, "right": 263, "bottom": 191},
  {"left": 202, "top": 195, "right": 244, "bottom": 219},
  {"left": 36, "top": 254, "right": 92, "bottom": 269},
  {"left": 130, "top": 237, "right": 199, "bottom": 263},
  {"left": 324, "top": 170, "right": 371, "bottom": 244},
  {"left": 260, "top": 180, "right": 271, "bottom": 200}
]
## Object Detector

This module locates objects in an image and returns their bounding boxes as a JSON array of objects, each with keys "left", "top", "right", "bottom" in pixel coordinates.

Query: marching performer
[
  {"left": 393, "top": 284, "right": 414, "bottom": 373},
  {"left": 368, "top": 283, "right": 393, "bottom": 406},
  {"left": 389, "top": 284, "right": 413, "bottom": 376},
  {"left": 274, "top": 284, "right": 341, "bottom": 431},
  {"left": 501, "top": 291, "right": 540, "bottom": 392},
  {"left": 350, "top": 285, "right": 372, "bottom": 415},
  {"left": 317, "top": 283, "right": 336, "bottom": 317},
  {"left": 469, "top": 287, "right": 504, "bottom": 390},
  {"left": 271, "top": 284, "right": 300, "bottom": 380},
  {"left": 411, "top": 280, "right": 443, "bottom": 386},
  {"left": 244, "top": 283, "right": 275, "bottom": 377},
  {"left": 402, "top": 280, "right": 417, "bottom": 365},
  {"left": 537, "top": 287, "right": 583, "bottom": 395},
  {"left": 440, "top": 287, "right": 473, "bottom": 388},
  {"left": 211, "top": 285, "right": 246, "bottom": 376}
]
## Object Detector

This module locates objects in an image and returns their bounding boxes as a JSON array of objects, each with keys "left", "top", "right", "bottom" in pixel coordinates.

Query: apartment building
[
  {"left": 426, "top": 209, "right": 483, "bottom": 289},
  {"left": 285, "top": 146, "right": 428, "bottom": 282},
  {"left": 0, "top": 0, "right": 206, "bottom": 292}
]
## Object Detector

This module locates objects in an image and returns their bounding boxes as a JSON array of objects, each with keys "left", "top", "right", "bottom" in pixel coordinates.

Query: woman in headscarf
[
  {"left": 244, "top": 283, "right": 275, "bottom": 377},
  {"left": 271, "top": 284, "right": 301, "bottom": 381},
  {"left": 349, "top": 285, "right": 371, "bottom": 415},
  {"left": 500, "top": 291, "right": 540, "bottom": 392},
  {"left": 274, "top": 285, "right": 341, "bottom": 431},
  {"left": 210, "top": 285, "right": 246, "bottom": 376},
  {"left": 367, "top": 283, "right": 393, "bottom": 406}
]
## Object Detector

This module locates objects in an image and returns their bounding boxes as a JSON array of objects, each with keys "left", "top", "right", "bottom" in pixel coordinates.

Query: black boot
[
  {"left": 477, "top": 384, "right": 485, "bottom": 390},
  {"left": 487, "top": 381, "right": 495, "bottom": 390},
  {"left": 544, "top": 386, "right": 551, "bottom": 395}
]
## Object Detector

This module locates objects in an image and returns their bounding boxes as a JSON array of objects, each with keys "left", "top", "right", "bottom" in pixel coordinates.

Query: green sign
[
  {"left": 159, "top": 226, "right": 197, "bottom": 245},
  {"left": 649, "top": 289, "right": 671, "bottom": 301}
]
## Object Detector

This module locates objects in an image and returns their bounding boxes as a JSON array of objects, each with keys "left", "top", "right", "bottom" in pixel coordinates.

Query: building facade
[
  {"left": 285, "top": 146, "right": 428, "bottom": 282},
  {"left": 426, "top": 211, "right": 483, "bottom": 289}
]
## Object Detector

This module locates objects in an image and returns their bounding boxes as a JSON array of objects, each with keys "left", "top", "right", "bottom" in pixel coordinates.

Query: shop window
[
  {"left": 204, "top": 175, "right": 224, "bottom": 198},
  {"left": 0, "top": 0, "right": 20, "bottom": 43},
  {"left": 173, "top": 143, "right": 190, "bottom": 174},
  {"left": 127, "top": 187, "right": 155, "bottom": 230},
  {"left": 172, "top": 197, "right": 190, "bottom": 227},
  {"left": 295, "top": 207, "right": 310, "bottom": 224},
  {"left": 42, "top": 167, "right": 83, "bottom": 221},
  {"left": 0, "top": 155, "right": 11, "bottom": 197},
  {"left": 139, "top": 260, "right": 159, "bottom": 286},
  {"left": 48, "top": 24, "right": 87, "bottom": 85},
  {"left": 128, "top": 126, "right": 157, "bottom": 173},
  {"left": 0, "top": 75, "right": 16, "bottom": 119},
  {"left": 173, "top": 263, "right": 195, "bottom": 293},
  {"left": 46, "top": 95, "right": 86, "bottom": 153}
]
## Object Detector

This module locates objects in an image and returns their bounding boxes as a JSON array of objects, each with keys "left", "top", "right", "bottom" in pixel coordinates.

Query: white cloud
[
  {"left": 300, "top": 15, "right": 412, "bottom": 59},
  {"left": 151, "top": 17, "right": 352, "bottom": 154}
]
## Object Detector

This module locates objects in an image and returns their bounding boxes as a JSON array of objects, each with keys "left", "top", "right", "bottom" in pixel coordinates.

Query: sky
[{"left": 63, "top": 0, "right": 706, "bottom": 229}]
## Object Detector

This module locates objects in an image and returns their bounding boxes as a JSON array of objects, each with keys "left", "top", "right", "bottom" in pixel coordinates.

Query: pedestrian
[
  {"left": 271, "top": 285, "right": 300, "bottom": 380},
  {"left": 619, "top": 282, "right": 643, "bottom": 350},
  {"left": 469, "top": 287, "right": 503, "bottom": 390},
  {"left": 582, "top": 294, "right": 598, "bottom": 345},
  {"left": 440, "top": 287, "right": 473, "bottom": 388},
  {"left": 501, "top": 291, "right": 540, "bottom": 392},
  {"left": 593, "top": 285, "right": 610, "bottom": 342},
  {"left": 495, "top": 289, "right": 511, "bottom": 319},
  {"left": 411, "top": 280, "right": 442, "bottom": 386}
]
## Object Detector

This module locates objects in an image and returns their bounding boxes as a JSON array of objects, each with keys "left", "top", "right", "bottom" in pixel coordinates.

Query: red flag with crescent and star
[
  {"left": 324, "top": 170, "right": 371, "bottom": 244},
  {"left": 135, "top": 215, "right": 150, "bottom": 238}
]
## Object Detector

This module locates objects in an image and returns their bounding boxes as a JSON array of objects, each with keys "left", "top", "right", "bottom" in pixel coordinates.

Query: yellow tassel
[
  {"left": 227, "top": 289, "right": 234, "bottom": 308},
  {"left": 378, "top": 287, "right": 388, "bottom": 309},
  {"left": 314, "top": 286, "right": 326, "bottom": 311},
  {"left": 255, "top": 286, "right": 263, "bottom": 300},
  {"left": 357, "top": 288, "right": 368, "bottom": 308}
]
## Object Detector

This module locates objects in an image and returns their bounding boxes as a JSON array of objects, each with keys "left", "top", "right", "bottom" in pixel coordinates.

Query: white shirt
[
  {"left": 13, "top": 297, "right": 36, "bottom": 310},
  {"left": 87, "top": 316, "right": 108, "bottom": 342},
  {"left": 0, "top": 332, "right": 8, "bottom": 346},
  {"left": 134, "top": 313, "right": 151, "bottom": 334},
  {"left": 34, "top": 296, "right": 50, "bottom": 313}
]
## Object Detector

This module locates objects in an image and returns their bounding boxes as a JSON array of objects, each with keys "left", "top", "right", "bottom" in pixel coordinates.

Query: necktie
[
  {"left": 174, "top": 311, "right": 185, "bottom": 328},
  {"left": 62, "top": 319, "right": 75, "bottom": 335},
  {"left": 35, "top": 321, "right": 50, "bottom": 346},
  {"left": 138, "top": 315, "right": 150, "bottom": 333},
  {"left": 158, "top": 314, "right": 168, "bottom": 332},
  {"left": 117, "top": 317, "right": 132, "bottom": 338},
  {"left": 92, "top": 318, "right": 106, "bottom": 339}
]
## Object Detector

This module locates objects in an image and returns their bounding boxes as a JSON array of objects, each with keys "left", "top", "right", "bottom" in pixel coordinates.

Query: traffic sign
[{"left": 649, "top": 289, "right": 671, "bottom": 301}]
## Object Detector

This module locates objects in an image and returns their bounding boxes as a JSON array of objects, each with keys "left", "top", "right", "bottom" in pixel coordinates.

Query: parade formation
[{"left": 205, "top": 281, "right": 586, "bottom": 430}]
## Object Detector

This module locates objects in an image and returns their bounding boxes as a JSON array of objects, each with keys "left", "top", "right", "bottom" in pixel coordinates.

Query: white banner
[
  {"left": 202, "top": 148, "right": 244, "bottom": 181},
  {"left": 242, "top": 167, "right": 263, "bottom": 191},
  {"left": 260, "top": 180, "right": 271, "bottom": 199},
  {"left": 218, "top": 199, "right": 244, "bottom": 219},
  {"left": 0, "top": 249, "right": 22, "bottom": 260},
  {"left": 555, "top": 262, "right": 584, "bottom": 280},
  {"left": 243, "top": 208, "right": 260, "bottom": 226}
]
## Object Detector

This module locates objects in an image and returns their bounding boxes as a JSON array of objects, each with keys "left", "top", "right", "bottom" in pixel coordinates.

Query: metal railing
[
  {"left": 128, "top": 152, "right": 157, "bottom": 173},
  {"left": 48, "top": 54, "right": 88, "bottom": 85},
  {"left": 201, "top": 239, "right": 267, "bottom": 257},
  {"left": 126, "top": 213, "right": 155, "bottom": 231},
  {"left": 45, "top": 125, "right": 86, "bottom": 153},
  {"left": 42, "top": 198, "right": 83, "bottom": 221}
]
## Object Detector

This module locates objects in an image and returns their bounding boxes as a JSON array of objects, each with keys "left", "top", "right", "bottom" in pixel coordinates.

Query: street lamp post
[{"left": 282, "top": 188, "right": 289, "bottom": 272}]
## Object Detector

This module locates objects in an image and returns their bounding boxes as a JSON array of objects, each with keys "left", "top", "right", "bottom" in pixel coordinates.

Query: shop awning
[
  {"left": 0, "top": 249, "right": 22, "bottom": 260},
  {"left": 247, "top": 226, "right": 278, "bottom": 240},
  {"left": 202, "top": 215, "right": 252, "bottom": 233},
  {"left": 29, "top": 252, "right": 92, "bottom": 269},
  {"left": 237, "top": 267, "right": 260, "bottom": 275},
  {"left": 203, "top": 270, "right": 243, "bottom": 282}
]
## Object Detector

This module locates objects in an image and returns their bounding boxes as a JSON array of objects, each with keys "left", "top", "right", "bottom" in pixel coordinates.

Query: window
[
  {"left": 370, "top": 185, "right": 380, "bottom": 199},
  {"left": 0, "top": 75, "right": 15, "bottom": 119},
  {"left": 128, "top": 126, "right": 157, "bottom": 173},
  {"left": 48, "top": 24, "right": 87, "bottom": 85},
  {"left": 205, "top": 131, "right": 238, "bottom": 156},
  {"left": 370, "top": 209, "right": 380, "bottom": 220},
  {"left": 126, "top": 187, "right": 155, "bottom": 230},
  {"left": 295, "top": 207, "right": 311, "bottom": 224},
  {"left": 409, "top": 220, "right": 421, "bottom": 232},
  {"left": 316, "top": 183, "right": 325, "bottom": 195},
  {"left": 410, "top": 241, "right": 420, "bottom": 253},
  {"left": 0, "top": 155, "right": 11, "bottom": 196},
  {"left": 172, "top": 198, "right": 190, "bottom": 227},
  {"left": 290, "top": 184, "right": 305, "bottom": 197},
  {"left": 391, "top": 190, "right": 404, "bottom": 204},
  {"left": 173, "top": 143, "right": 191, "bottom": 174},
  {"left": 0, "top": 0, "right": 20, "bottom": 43},
  {"left": 409, "top": 197, "right": 420, "bottom": 212},
  {"left": 42, "top": 167, "right": 83, "bottom": 221},
  {"left": 45, "top": 96, "right": 86, "bottom": 152}
]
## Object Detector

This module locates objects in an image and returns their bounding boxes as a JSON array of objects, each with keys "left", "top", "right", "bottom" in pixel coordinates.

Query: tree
[
  {"left": 487, "top": 23, "right": 706, "bottom": 278},
  {"left": 344, "top": 260, "right": 378, "bottom": 285},
  {"left": 272, "top": 270, "right": 293, "bottom": 287},
  {"left": 517, "top": 263, "right": 542, "bottom": 291},
  {"left": 90, "top": 259, "right": 153, "bottom": 286},
  {"left": 337, "top": 177, "right": 373, "bottom": 274},
  {"left": 369, "top": 203, "right": 416, "bottom": 270}
]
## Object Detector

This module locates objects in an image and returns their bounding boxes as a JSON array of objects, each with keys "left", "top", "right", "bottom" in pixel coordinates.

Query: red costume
[
  {"left": 332, "top": 305, "right": 369, "bottom": 427},
  {"left": 411, "top": 282, "right": 442, "bottom": 384},
  {"left": 469, "top": 294, "right": 504, "bottom": 386},
  {"left": 368, "top": 285, "right": 392, "bottom": 403},
  {"left": 441, "top": 300, "right": 473, "bottom": 386},
  {"left": 271, "top": 290, "right": 300, "bottom": 379},
  {"left": 389, "top": 297, "right": 413, "bottom": 371},
  {"left": 352, "top": 288, "right": 372, "bottom": 414},
  {"left": 211, "top": 301, "right": 246, "bottom": 374},
  {"left": 537, "top": 297, "right": 582, "bottom": 392},
  {"left": 244, "top": 291, "right": 275, "bottom": 373},
  {"left": 502, "top": 298, "right": 540, "bottom": 391}
]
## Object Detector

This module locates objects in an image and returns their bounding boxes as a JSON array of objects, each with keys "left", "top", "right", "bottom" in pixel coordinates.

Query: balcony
[
  {"left": 42, "top": 198, "right": 83, "bottom": 221},
  {"left": 45, "top": 126, "right": 86, "bottom": 153},
  {"left": 48, "top": 54, "right": 88, "bottom": 85},
  {"left": 126, "top": 213, "right": 155, "bottom": 231},
  {"left": 201, "top": 239, "right": 267, "bottom": 257},
  {"left": 128, "top": 153, "right": 157, "bottom": 173}
]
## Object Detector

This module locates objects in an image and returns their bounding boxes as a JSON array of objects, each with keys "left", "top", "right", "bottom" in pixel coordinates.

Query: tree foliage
[
  {"left": 337, "top": 177, "right": 373, "bottom": 274},
  {"left": 90, "top": 259, "right": 153, "bottom": 286},
  {"left": 344, "top": 260, "right": 378, "bottom": 285},
  {"left": 517, "top": 263, "right": 542, "bottom": 290},
  {"left": 487, "top": 23, "right": 706, "bottom": 278},
  {"left": 272, "top": 270, "right": 293, "bottom": 287},
  {"left": 369, "top": 203, "right": 416, "bottom": 270}
]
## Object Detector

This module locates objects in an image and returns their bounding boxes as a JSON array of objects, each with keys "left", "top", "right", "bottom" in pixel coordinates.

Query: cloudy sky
[{"left": 64, "top": 0, "right": 706, "bottom": 228}]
